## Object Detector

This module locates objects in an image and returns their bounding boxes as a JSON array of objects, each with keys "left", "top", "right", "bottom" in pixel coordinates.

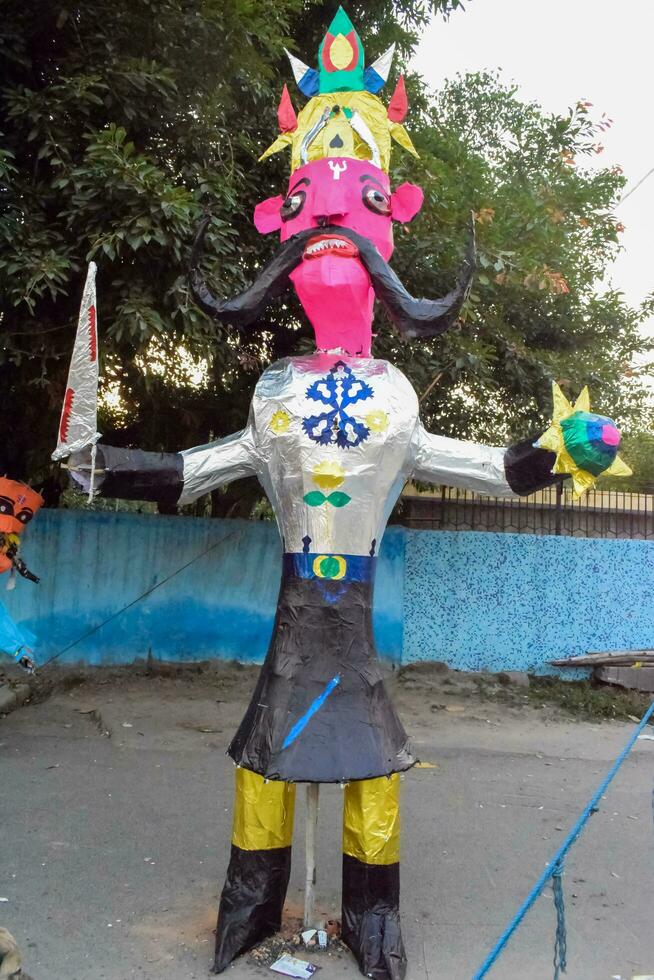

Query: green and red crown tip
[
  {"left": 561, "top": 411, "right": 621, "bottom": 476},
  {"left": 318, "top": 6, "right": 364, "bottom": 93},
  {"left": 285, "top": 5, "right": 397, "bottom": 97}
]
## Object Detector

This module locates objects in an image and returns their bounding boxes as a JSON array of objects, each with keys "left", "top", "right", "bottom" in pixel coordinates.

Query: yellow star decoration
[
  {"left": 536, "top": 382, "right": 631, "bottom": 499},
  {"left": 311, "top": 461, "right": 345, "bottom": 490},
  {"left": 269, "top": 410, "right": 291, "bottom": 434},
  {"left": 365, "top": 410, "right": 389, "bottom": 433}
]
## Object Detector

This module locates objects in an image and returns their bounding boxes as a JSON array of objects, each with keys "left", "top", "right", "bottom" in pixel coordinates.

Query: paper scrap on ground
[
  {"left": 270, "top": 953, "right": 317, "bottom": 977},
  {"left": 301, "top": 929, "right": 316, "bottom": 945}
]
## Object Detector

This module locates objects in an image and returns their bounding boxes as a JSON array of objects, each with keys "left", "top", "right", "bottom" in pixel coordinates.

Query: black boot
[
  {"left": 341, "top": 853, "right": 407, "bottom": 980},
  {"left": 212, "top": 844, "right": 291, "bottom": 973}
]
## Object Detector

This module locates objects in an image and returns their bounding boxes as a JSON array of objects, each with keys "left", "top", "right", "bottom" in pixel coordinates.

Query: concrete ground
[{"left": 1, "top": 663, "right": 653, "bottom": 980}]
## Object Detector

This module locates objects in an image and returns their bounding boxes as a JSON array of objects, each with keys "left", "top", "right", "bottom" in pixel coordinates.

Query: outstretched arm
[
  {"left": 410, "top": 423, "right": 558, "bottom": 498},
  {"left": 69, "top": 426, "right": 258, "bottom": 505}
]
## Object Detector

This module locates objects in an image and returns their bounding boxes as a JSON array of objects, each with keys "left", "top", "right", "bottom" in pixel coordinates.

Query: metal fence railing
[{"left": 400, "top": 485, "right": 654, "bottom": 539}]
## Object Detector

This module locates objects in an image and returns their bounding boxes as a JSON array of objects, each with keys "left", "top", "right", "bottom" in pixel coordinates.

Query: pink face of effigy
[{"left": 253, "top": 157, "right": 424, "bottom": 355}]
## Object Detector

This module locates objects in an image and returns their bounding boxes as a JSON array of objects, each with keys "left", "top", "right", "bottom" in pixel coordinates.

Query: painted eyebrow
[
  {"left": 288, "top": 176, "right": 311, "bottom": 194},
  {"left": 359, "top": 174, "right": 388, "bottom": 191}
]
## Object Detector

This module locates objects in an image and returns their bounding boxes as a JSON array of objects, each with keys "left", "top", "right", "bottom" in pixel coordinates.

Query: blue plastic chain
[
  {"left": 551, "top": 862, "right": 567, "bottom": 979},
  {"left": 472, "top": 698, "right": 654, "bottom": 979}
]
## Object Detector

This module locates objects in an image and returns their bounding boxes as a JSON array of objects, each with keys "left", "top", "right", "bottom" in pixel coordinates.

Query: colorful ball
[{"left": 560, "top": 411, "right": 620, "bottom": 476}]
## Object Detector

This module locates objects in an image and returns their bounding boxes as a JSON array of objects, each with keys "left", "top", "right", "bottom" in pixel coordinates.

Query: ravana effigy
[{"left": 65, "top": 8, "right": 630, "bottom": 977}]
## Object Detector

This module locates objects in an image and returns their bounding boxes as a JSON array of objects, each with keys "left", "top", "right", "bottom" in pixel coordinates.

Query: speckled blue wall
[
  {"left": 403, "top": 530, "right": 654, "bottom": 672},
  {"left": 4, "top": 514, "right": 652, "bottom": 671},
  {"left": 3, "top": 510, "right": 405, "bottom": 666}
]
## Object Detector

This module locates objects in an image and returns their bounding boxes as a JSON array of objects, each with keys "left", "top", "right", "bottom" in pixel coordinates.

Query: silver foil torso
[
  {"left": 251, "top": 353, "right": 416, "bottom": 557},
  {"left": 180, "top": 351, "right": 513, "bottom": 549}
]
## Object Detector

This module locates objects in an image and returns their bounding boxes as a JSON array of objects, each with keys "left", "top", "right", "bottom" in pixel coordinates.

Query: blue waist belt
[{"left": 283, "top": 552, "right": 375, "bottom": 583}]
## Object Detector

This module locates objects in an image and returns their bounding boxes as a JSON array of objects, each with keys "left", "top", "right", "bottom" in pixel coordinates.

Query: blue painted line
[{"left": 282, "top": 675, "right": 341, "bottom": 750}]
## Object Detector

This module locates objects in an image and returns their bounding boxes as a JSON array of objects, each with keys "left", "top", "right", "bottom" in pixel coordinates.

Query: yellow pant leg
[
  {"left": 341, "top": 775, "right": 406, "bottom": 980},
  {"left": 342, "top": 773, "right": 400, "bottom": 865},
  {"left": 231, "top": 768, "right": 296, "bottom": 851},
  {"left": 214, "top": 770, "right": 296, "bottom": 973}
]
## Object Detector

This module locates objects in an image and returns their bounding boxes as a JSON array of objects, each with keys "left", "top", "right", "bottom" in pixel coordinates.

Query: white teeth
[{"left": 306, "top": 238, "right": 349, "bottom": 255}]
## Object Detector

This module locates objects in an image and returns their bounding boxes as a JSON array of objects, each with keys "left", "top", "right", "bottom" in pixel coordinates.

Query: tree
[
  {"left": 1, "top": 1, "right": 650, "bottom": 508},
  {"left": 0, "top": 0, "right": 461, "bottom": 511},
  {"left": 378, "top": 71, "right": 652, "bottom": 457}
]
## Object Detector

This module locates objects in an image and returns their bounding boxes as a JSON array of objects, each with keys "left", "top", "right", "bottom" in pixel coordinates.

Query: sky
[{"left": 411, "top": 0, "right": 654, "bottom": 345}]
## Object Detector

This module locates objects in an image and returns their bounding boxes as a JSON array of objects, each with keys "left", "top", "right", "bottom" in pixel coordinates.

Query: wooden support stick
[
  {"left": 304, "top": 783, "right": 319, "bottom": 928},
  {"left": 60, "top": 463, "right": 106, "bottom": 473}
]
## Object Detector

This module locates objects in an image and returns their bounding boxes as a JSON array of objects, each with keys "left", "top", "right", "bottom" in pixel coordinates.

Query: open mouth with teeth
[{"left": 303, "top": 234, "right": 359, "bottom": 260}]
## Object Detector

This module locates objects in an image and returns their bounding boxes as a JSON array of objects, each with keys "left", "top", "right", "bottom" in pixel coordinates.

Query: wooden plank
[
  {"left": 595, "top": 666, "right": 654, "bottom": 693},
  {"left": 586, "top": 649, "right": 654, "bottom": 657},
  {"left": 551, "top": 650, "right": 654, "bottom": 667}
]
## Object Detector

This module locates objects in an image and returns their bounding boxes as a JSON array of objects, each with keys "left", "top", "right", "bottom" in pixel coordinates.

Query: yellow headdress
[{"left": 260, "top": 6, "right": 418, "bottom": 174}]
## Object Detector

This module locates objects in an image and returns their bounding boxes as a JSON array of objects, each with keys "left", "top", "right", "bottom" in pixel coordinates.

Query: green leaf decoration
[
  {"left": 303, "top": 491, "right": 326, "bottom": 507},
  {"left": 327, "top": 491, "right": 351, "bottom": 508}
]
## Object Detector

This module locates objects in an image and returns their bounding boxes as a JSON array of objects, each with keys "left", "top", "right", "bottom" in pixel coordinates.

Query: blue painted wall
[
  {"left": 3, "top": 510, "right": 405, "bottom": 666},
  {"left": 403, "top": 530, "right": 654, "bottom": 673},
  {"left": 3, "top": 512, "right": 653, "bottom": 672}
]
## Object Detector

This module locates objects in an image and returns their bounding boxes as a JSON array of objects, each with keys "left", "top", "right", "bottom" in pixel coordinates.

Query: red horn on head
[
  {"left": 278, "top": 84, "right": 298, "bottom": 133},
  {"left": 387, "top": 75, "right": 408, "bottom": 123}
]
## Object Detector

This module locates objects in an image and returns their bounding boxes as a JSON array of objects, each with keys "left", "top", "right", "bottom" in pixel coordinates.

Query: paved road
[{"left": 1, "top": 670, "right": 652, "bottom": 980}]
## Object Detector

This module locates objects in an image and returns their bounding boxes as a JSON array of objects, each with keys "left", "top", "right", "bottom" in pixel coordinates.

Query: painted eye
[
  {"left": 0, "top": 497, "right": 13, "bottom": 516},
  {"left": 363, "top": 185, "right": 391, "bottom": 216},
  {"left": 280, "top": 191, "right": 306, "bottom": 222},
  {"left": 16, "top": 509, "right": 33, "bottom": 525}
]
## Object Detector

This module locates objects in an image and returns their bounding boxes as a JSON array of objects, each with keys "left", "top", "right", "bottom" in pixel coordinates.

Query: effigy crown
[{"left": 260, "top": 5, "right": 417, "bottom": 173}]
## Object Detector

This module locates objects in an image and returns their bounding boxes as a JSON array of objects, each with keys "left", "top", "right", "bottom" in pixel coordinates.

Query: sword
[{"left": 52, "top": 262, "right": 101, "bottom": 500}]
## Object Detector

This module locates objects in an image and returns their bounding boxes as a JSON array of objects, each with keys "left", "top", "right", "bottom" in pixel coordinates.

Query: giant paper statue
[{"left": 65, "top": 9, "right": 629, "bottom": 978}]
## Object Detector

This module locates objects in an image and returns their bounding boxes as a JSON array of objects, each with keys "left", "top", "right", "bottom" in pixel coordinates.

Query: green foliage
[
  {"left": 0, "top": 0, "right": 459, "bottom": 496},
  {"left": 1, "top": 0, "right": 650, "bottom": 510},
  {"left": 527, "top": 676, "right": 652, "bottom": 723},
  {"left": 378, "top": 71, "right": 652, "bottom": 449},
  {"left": 604, "top": 430, "right": 654, "bottom": 492}
]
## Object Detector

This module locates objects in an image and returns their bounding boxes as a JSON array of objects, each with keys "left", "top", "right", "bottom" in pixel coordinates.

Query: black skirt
[{"left": 228, "top": 555, "right": 414, "bottom": 783}]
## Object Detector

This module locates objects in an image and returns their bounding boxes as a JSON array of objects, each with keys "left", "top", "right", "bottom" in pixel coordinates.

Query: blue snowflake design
[{"left": 302, "top": 361, "right": 374, "bottom": 449}]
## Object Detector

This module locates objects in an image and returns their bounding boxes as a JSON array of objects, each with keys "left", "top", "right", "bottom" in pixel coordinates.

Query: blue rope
[{"left": 472, "top": 698, "right": 654, "bottom": 979}]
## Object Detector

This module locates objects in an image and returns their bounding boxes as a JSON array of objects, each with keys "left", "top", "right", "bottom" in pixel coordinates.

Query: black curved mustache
[{"left": 189, "top": 217, "right": 476, "bottom": 339}]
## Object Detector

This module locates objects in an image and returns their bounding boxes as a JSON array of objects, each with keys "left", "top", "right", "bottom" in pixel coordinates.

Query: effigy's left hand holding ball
[{"left": 535, "top": 383, "right": 632, "bottom": 497}]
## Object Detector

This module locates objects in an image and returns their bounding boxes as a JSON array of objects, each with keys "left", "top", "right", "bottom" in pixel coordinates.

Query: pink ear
[
  {"left": 254, "top": 195, "right": 284, "bottom": 234},
  {"left": 391, "top": 182, "right": 424, "bottom": 223}
]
